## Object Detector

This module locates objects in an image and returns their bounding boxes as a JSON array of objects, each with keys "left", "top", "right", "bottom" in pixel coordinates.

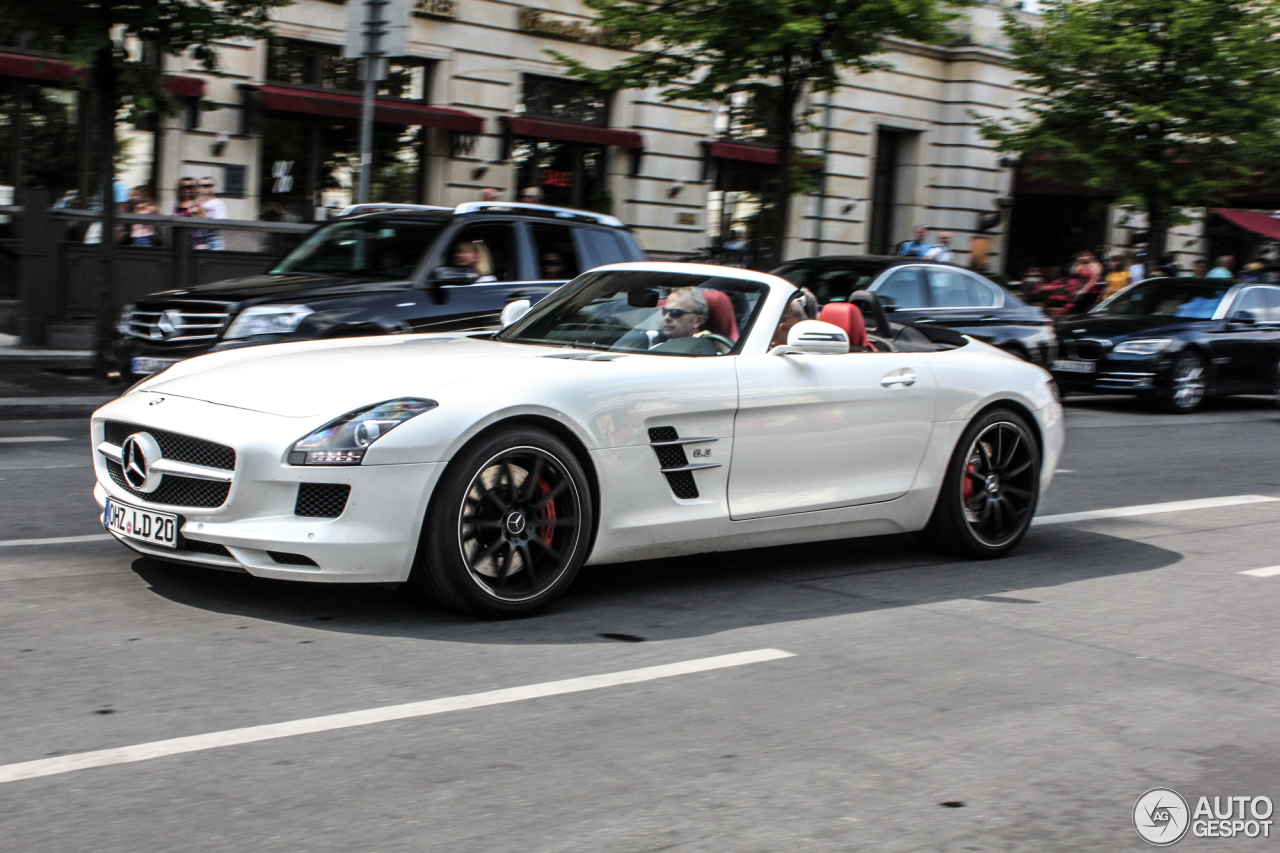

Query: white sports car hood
[{"left": 143, "top": 335, "right": 579, "bottom": 417}]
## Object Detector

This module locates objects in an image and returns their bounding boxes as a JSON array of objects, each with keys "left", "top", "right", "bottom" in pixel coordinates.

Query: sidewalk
[{"left": 0, "top": 336, "right": 116, "bottom": 418}]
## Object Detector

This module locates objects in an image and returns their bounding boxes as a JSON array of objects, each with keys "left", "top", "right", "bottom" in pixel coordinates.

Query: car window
[
  {"left": 874, "top": 267, "right": 927, "bottom": 309},
  {"left": 585, "top": 229, "right": 628, "bottom": 266},
  {"left": 497, "top": 270, "right": 768, "bottom": 357},
  {"left": 1094, "top": 279, "right": 1230, "bottom": 319},
  {"left": 1261, "top": 287, "right": 1280, "bottom": 322},
  {"left": 270, "top": 219, "right": 443, "bottom": 279},
  {"left": 774, "top": 263, "right": 883, "bottom": 304},
  {"left": 447, "top": 222, "right": 519, "bottom": 282},
  {"left": 530, "top": 224, "right": 581, "bottom": 280},
  {"left": 1235, "top": 287, "right": 1268, "bottom": 321}
]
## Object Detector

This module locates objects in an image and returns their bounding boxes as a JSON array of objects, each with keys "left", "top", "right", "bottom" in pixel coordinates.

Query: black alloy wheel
[
  {"left": 1162, "top": 350, "right": 1207, "bottom": 413},
  {"left": 412, "top": 427, "right": 593, "bottom": 617},
  {"left": 924, "top": 408, "right": 1041, "bottom": 558}
]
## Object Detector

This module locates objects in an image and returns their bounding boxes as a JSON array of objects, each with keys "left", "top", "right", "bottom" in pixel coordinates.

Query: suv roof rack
[
  {"left": 338, "top": 203, "right": 451, "bottom": 217},
  {"left": 453, "top": 201, "right": 624, "bottom": 228}
]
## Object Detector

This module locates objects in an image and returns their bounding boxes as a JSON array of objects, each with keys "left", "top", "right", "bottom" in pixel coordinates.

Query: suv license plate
[
  {"left": 131, "top": 356, "right": 181, "bottom": 375},
  {"left": 104, "top": 497, "right": 178, "bottom": 549},
  {"left": 1052, "top": 359, "right": 1096, "bottom": 374}
]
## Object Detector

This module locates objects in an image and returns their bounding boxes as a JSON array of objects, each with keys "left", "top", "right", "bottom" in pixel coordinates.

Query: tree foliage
[
  {"left": 0, "top": 0, "right": 291, "bottom": 369},
  {"left": 979, "top": 0, "right": 1280, "bottom": 266},
  {"left": 553, "top": 0, "right": 972, "bottom": 262}
]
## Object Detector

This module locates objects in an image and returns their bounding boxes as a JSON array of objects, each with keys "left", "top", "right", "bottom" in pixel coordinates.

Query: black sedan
[
  {"left": 1051, "top": 278, "right": 1280, "bottom": 412},
  {"left": 773, "top": 256, "right": 1057, "bottom": 365}
]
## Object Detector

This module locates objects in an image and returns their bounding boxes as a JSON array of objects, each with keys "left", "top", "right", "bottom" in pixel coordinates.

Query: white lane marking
[
  {"left": 0, "top": 436, "right": 69, "bottom": 444},
  {"left": 0, "top": 648, "right": 795, "bottom": 785},
  {"left": 0, "top": 533, "right": 112, "bottom": 548},
  {"left": 1240, "top": 566, "right": 1280, "bottom": 578},
  {"left": 1033, "top": 494, "right": 1280, "bottom": 527}
]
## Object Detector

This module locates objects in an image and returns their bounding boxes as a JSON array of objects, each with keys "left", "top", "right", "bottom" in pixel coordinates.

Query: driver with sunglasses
[{"left": 651, "top": 287, "right": 730, "bottom": 355}]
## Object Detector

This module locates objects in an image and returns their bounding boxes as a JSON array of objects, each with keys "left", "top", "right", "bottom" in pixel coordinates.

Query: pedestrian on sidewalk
[
  {"left": 128, "top": 187, "right": 159, "bottom": 248},
  {"left": 1102, "top": 254, "right": 1130, "bottom": 299},
  {"left": 896, "top": 225, "right": 932, "bottom": 257},
  {"left": 1207, "top": 255, "right": 1235, "bottom": 278},
  {"left": 195, "top": 177, "right": 227, "bottom": 250},
  {"left": 924, "top": 230, "right": 955, "bottom": 263}
]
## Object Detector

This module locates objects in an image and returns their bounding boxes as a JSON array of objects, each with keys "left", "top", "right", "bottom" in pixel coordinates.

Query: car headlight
[
  {"left": 117, "top": 303, "right": 136, "bottom": 336},
  {"left": 224, "top": 305, "right": 314, "bottom": 340},
  {"left": 288, "top": 399, "right": 438, "bottom": 465},
  {"left": 1113, "top": 338, "right": 1173, "bottom": 355}
]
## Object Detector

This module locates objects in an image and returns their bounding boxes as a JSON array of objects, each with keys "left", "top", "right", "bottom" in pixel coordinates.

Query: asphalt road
[{"left": 2, "top": 395, "right": 1279, "bottom": 851}]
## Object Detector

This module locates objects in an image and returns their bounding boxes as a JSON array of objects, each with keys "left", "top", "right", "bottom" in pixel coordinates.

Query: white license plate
[
  {"left": 131, "top": 356, "right": 181, "bottom": 375},
  {"left": 1052, "top": 359, "right": 1096, "bottom": 374},
  {"left": 104, "top": 497, "right": 178, "bottom": 549}
]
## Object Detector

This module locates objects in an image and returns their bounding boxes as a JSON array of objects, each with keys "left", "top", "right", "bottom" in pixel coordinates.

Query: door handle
[{"left": 881, "top": 369, "right": 916, "bottom": 388}]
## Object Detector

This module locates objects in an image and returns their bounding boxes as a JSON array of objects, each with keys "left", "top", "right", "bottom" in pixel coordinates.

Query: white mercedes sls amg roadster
[{"left": 92, "top": 263, "right": 1064, "bottom": 616}]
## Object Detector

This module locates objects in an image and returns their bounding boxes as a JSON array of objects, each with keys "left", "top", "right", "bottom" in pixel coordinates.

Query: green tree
[
  {"left": 979, "top": 0, "right": 1280, "bottom": 272},
  {"left": 0, "top": 0, "right": 291, "bottom": 373},
  {"left": 551, "top": 0, "right": 971, "bottom": 264}
]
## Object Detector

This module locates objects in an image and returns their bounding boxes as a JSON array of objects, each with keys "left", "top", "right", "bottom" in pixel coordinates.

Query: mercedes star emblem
[
  {"left": 150, "top": 309, "right": 183, "bottom": 341},
  {"left": 120, "top": 433, "right": 164, "bottom": 493}
]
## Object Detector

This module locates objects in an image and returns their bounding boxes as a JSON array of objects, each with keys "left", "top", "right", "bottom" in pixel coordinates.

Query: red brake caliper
[
  {"left": 963, "top": 457, "right": 977, "bottom": 503},
  {"left": 534, "top": 479, "right": 556, "bottom": 545}
]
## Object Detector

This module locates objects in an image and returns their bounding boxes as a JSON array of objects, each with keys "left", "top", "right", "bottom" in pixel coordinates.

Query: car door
[
  {"left": 1209, "top": 286, "right": 1277, "bottom": 388},
  {"left": 728, "top": 351, "right": 937, "bottom": 520},
  {"left": 407, "top": 220, "right": 554, "bottom": 332}
]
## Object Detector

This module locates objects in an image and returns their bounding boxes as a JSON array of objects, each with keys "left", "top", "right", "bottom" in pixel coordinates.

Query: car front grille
[
  {"left": 125, "top": 300, "right": 234, "bottom": 344},
  {"left": 1064, "top": 338, "right": 1111, "bottom": 360},
  {"left": 295, "top": 484, "right": 351, "bottom": 518},
  {"left": 106, "top": 459, "right": 231, "bottom": 508},
  {"left": 104, "top": 422, "right": 236, "bottom": 471}
]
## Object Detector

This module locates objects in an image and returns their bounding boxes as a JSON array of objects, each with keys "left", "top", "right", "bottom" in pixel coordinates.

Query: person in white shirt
[
  {"left": 1128, "top": 254, "right": 1146, "bottom": 285},
  {"left": 924, "top": 231, "right": 954, "bottom": 263},
  {"left": 196, "top": 177, "right": 227, "bottom": 250}
]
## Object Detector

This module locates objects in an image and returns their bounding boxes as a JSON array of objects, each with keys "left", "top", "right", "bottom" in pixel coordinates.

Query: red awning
[
  {"left": 254, "top": 85, "right": 484, "bottom": 133},
  {"left": 707, "top": 140, "right": 779, "bottom": 166},
  {"left": 1215, "top": 208, "right": 1280, "bottom": 240},
  {"left": 0, "top": 51, "right": 83, "bottom": 83},
  {"left": 163, "top": 75, "right": 206, "bottom": 98},
  {"left": 507, "top": 116, "right": 643, "bottom": 148}
]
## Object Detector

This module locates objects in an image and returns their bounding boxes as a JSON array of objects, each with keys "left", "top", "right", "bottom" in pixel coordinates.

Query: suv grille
[
  {"left": 104, "top": 422, "right": 235, "bottom": 471},
  {"left": 295, "top": 484, "right": 351, "bottom": 518},
  {"left": 125, "top": 300, "right": 234, "bottom": 344}
]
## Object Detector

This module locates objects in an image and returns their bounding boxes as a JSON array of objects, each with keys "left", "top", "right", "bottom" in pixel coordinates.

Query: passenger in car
[
  {"left": 453, "top": 240, "right": 497, "bottom": 282},
  {"left": 769, "top": 288, "right": 819, "bottom": 348},
  {"left": 541, "top": 252, "right": 567, "bottom": 279}
]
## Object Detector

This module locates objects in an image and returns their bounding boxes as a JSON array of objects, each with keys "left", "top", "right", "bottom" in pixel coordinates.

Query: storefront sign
[
  {"left": 516, "top": 8, "right": 640, "bottom": 48},
  {"left": 414, "top": 0, "right": 459, "bottom": 20}
]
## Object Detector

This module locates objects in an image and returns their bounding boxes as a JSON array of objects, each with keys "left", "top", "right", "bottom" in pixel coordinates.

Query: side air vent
[
  {"left": 295, "top": 484, "right": 351, "bottom": 518},
  {"left": 647, "top": 426, "right": 720, "bottom": 500},
  {"left": 181, "top": 539, "right": 231, "bottom": 557},
  {"left": 269, "top": 551, "right": 319, "bottom": 566}
]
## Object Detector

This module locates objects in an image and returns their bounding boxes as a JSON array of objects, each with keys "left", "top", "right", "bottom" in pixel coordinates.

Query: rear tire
[
  {"left": 410, "top": 427, "right": 593, "bottom": 617},
  {"left": 923, "top": 408, "right": 1041, "bottom": 559}
]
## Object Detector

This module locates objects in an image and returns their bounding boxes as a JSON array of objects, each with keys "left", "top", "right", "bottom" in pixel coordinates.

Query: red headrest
[
  {"left": 701, "top": 290, "right": 740, "bottom": 342},
  {"left": 819, "top": 302, "right": 869, "bottom": 349}
]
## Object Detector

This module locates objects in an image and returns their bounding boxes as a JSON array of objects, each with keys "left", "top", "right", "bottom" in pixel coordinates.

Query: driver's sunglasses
[{"left": 661, "top": 307, "right": 701, "bottom": 319}]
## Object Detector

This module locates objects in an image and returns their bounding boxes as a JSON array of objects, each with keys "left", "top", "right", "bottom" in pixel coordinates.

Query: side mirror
[
  {"left": 500, "top": 298, "right": 532, "bottom": 327},
  {"left": 430, "top": 265, "right": 479, "bottom": 284},
  {"left": 877, "top": 294, "right": 899, "bottom": 312},
  {"left": 1231, "top": 309, "right": 1257, "bottom": 325},
  {"left": 769, "top": 320, "right": 850, "bottom": 356}
]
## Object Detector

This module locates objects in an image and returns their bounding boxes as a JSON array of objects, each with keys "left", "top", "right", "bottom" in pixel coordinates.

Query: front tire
[
  {"left": 1161, "top": 350, "right": 1207, "bottom": 413},
  {"left": 411, "top": 427, "right": 593, "bottom": 617},
  {"left": 924, "top": 408, "right": 1041, "bottom": 558}
]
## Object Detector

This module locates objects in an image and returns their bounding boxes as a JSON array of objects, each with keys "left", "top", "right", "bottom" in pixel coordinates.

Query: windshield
[
  {"left": 1094, "top": 279, "right": 1230, "bottom": 319},
  {"left": 774, "top": 261, "right": 885, "bottom": 305},
  {"left": 497, "top": 270, "right": 769, "bottom": 356},
  {"left": 270, "top": 219, "right": 443, "bottom": 279}
]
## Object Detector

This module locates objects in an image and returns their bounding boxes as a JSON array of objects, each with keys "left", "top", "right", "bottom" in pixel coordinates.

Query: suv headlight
[
  {"left": 117, "top": 303, "right": 136, "bottom": 336},
  {"left": 224, "top": 305, "right": 314, "bottom": 339},
  {"left": 288, "top": 399, "right": 438, "bottom": 465},
  {"left": 1113, "top": 338, "right": 1173, "bottom": 355}
]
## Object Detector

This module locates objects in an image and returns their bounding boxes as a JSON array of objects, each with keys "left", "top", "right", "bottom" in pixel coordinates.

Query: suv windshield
[
  {"left": 497, "top": 270, "right": 768, "bottom": 356},
  {"left": 1094, "top": 279, "right": 1230, "bottom": 319},
  {"left": 271, "top": 219, "right": 443, "bottom": 279}
]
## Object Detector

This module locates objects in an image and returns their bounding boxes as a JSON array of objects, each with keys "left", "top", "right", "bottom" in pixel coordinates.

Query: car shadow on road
[
  {"left": 1064, "top": 393, "right": 1277, "bottom": 417},
  {"left": 130, "top": 523, "right": 1179, "bottom": 644}
]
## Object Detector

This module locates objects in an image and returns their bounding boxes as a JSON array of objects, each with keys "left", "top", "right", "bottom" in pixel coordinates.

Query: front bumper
[
  {"left": 92, "top": 393, "right": 445, "bottom": 583},
  {"left": 1051, "top": 353, "right": 1169, "bottom": 396}
]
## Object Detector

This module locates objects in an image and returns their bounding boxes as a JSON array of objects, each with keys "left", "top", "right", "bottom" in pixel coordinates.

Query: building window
[
  {"left": 266, "top": 39, "right": 429, "bottom": 101},
  {"left": 521, "top": 75, "right": 608, "bottom": 126}
]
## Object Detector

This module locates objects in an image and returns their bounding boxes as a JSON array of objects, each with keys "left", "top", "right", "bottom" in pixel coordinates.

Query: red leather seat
[
  {"left": 701, "top": 290, "right": 740, "bottom": 341},
  {"left": 819, "top": 302, "right": 869, "bottom": 349}
]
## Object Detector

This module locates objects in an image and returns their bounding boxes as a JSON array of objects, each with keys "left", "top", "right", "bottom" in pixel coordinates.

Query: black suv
[
  {"left": 773, "top": 256, "right": 1057, "bottom": 365},
  {"left": 117, "top": 202, "right": 646, "bottom": 379}
]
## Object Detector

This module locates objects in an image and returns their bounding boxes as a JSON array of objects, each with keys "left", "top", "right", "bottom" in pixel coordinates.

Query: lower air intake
[
  {"left": 268, "top": 551, "right": 319, "bottom": 566},
  {"left": 295, "top": 483, "right": 351, "bottom": 518}
]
